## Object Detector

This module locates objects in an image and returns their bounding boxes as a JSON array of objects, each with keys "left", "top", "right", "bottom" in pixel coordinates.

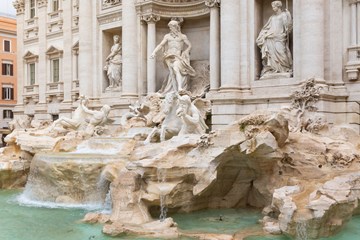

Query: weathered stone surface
[{"left": 103, "top": 218, "right": 179, "bottom": 239}]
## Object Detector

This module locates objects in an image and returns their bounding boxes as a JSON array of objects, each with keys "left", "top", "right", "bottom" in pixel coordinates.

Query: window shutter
[
  {"left": 10, "top": 64, "right": 13, "bottom": 76},
  {"left": 10, "top": 88, "right": 14, "bottom": 100},
  {"left": 10, "top": 111, "right": 13, "bottom": 119},
  {"left": 2, "top": 64, "right": 5, "bottom": 75},
  {"left": 2, "top": 88, "right": 5, "bottom": 100},
  {"left": 4, "top": 41, "right": 10, "bottom": 52}
]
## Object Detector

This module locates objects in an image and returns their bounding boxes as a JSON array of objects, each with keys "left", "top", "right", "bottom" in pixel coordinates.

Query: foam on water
[{"left": 16, "top": 193, "right": 103, "bottom": 210}]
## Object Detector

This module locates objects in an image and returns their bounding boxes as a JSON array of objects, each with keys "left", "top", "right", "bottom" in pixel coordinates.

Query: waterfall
[
  {"left": 296, "top": 220, "right": 308, "bottom": 240},
  {"left": 157, "top": 168, "right": 168, "bottom": 222}
]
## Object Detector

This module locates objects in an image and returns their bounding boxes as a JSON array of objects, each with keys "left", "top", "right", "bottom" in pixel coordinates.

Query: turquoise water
[
  {"left": 2, "top": 190, "right": 360, "bottom": 240},
  {"left": 172, "top": 208, "right": 262, "bottom": 234}
]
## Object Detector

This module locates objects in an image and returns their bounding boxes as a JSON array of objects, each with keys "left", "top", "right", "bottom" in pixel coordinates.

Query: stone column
[
  {"left": 239, "top": 0, "right": 250, "bottom": 90},
  {"left": 143, "top": 14, "right": 160, "bottom": 94},
  {"left": 139, "top": 20, "right": 147, "bottom": 95},
  {"left": 205, "top": 0, "right": 221, "bottom": 91},
  {"left": 37, "top": 0, "right": 48, "bottom": 104},
  {"left": 351, "top": 1, "right": 357, "bottom": 45},
  {"left": 122, "top": 0, "right": 138, "bottom": 97},
  {"left": 78, "top": 0, "right": 93, "bottom": 97},
  {"left": 219, "top": 0, "right": 241, "bottom": 90},
  {"left": 300, "top": 0, "right": 325, "bottom": 80},
  {"left": 357, "top": 2, "right": 360, "bottom": 45},
  {"left": 62, "top": 0, "right": 72, "bottom": 103},
  {"left": 13, "top": 2, "right": 25, "bottom": 108}
]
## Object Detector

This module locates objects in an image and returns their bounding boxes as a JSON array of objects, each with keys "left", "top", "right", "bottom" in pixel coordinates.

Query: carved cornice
[
  {"left": 37, "top": 0, "right": 48, "bottom": 8},
  {"left": 13, "top": 0, "right": 25, "bottom": 14},
  {"left": 23, "top": 51, "right": 39, "bottom": 63},
  {"left": 205, "top": 0, "right": 220, "bottom": 8},
  {"left": 141, "top": 14, "right": 161, "bottom": 23},
  {"left": 97, "top": 11, "right": 122, "bottom": 25},
  {"left": 349, "top": 0, "right": 360, "bottom": 4},
  {"left": 46, "top": 46, "right": 63, "bottom": 59},
  {"left": 136, "top": 0, "right": 209, "bottom": 18},
  {"left": 102, "top": 0, "right": 122, "bottom": 9}
]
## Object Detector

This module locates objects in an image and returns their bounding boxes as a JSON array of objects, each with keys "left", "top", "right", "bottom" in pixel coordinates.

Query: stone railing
[
  {"left": 23, "top": 85, "right": 39, "bottom": 104},
  {"left": 46, "top": 82, "right": 64, "bottom": 103},
  {"left": 346, "top": 46, "right": 360, "bottom": 80},
  {"left": 71, "top": 80, "right": 80, "bottom": 102},
  {"left": 24, "top": 17, "right": 39, "bottom": 40},
  {"left": 47, "top": 10, "right": 63, "bottom": 33}
]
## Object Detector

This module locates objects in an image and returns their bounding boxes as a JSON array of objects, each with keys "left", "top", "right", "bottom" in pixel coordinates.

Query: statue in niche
[
  {"left": 256, "top": 1, "right": 293, "bottom": 79},
  {"left": 151, "top": 20, "right": 196, "bottom": 94},
  {"left": 104, "top": 35, "right": 122, "bottom": 91}
]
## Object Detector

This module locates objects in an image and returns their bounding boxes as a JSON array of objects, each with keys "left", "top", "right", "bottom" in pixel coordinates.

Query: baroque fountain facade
[{"left": 4, "top": 0, "right": 360, "bottom": 239}]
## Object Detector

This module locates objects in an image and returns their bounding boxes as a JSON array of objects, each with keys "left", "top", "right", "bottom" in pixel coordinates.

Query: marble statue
[
  {"left": 144, "top": 92, "right": 182, "bottom": 143},
  {"left": 256, "top": 1, "right": 292, "bottom": 78},
  {"left": 80, "top": 101, "right": 112, "bottom": 136},
  {"left": 176, "top": 95, "right": 208, "bottom": 135},
  {"left": 104, "top": 35, "right": 122, "bottom": 90},
  {"left": 49, "top": 96, "right": 112, "bottom": 136},
  {"left": 144, "top": 92, "right": 209, "bottom": 143},
  {"left": 50, "top": 96, "right": 89, "bottom": 131},
  {"left": 151, "top": 20, "right": 196, "bottom": 93}
]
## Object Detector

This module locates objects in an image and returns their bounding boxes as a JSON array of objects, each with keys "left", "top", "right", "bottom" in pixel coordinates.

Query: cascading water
[
  {"left": 296, "top": 220, "right": 309, "bottom": 240},
  {"left": 18, "top": 153, "right": 120, "bottom": 209},
  {"left": 157, "top": 168, "right": 168, "bottom": 222}
]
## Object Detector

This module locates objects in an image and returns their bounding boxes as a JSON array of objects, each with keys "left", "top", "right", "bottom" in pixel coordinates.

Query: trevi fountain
[{"left": 4, "top": 0, "right": 360, "bottom": 239}]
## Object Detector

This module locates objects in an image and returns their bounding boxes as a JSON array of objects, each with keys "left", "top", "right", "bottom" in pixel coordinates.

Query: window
[
  {"left": 2, "top": 87, "right": 14, "bottom": 100},
  {"left": 3, "top": 40, "right": 10, "bottom": 52},
  {"left": 52, "top": 59, "right": 59, "bottom": 82},
  {"left": 52, "top": 114, "right": 59, "bottom": 121},
  {"left": 30, "top": 0, "right": 36, "bottom": 18},
  {"left": 3, "top": 110, "right": 13, "bottom": 119},
  {"left": 29, "top": 63, "right": 36, "bottom": 85},
  {"left": 52, "top": 0, "right": 59, "bottom": 12},
  {"left": 2, "top": 62, "right": 13, "bottom": 76}
]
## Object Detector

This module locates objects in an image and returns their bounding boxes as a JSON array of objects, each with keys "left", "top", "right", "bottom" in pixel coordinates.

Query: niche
[
  {"left": 102, "top": 28, "right": 122, "bottom": 92},
  {"left": 254, "top": 0, "right": 293, "bottom": 80}
]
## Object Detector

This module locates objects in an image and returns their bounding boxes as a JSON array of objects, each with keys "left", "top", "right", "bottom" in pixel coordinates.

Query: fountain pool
[{"left": 2, "top": 190, "right": 360, "bottom": 240}]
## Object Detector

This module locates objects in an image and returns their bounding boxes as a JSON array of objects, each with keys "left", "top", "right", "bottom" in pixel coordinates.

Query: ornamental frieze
[
  {"left": 136, "top": 0, "right": 208, "bottom": 18},
  {"left": 12, "top": 0, "right": 25, "bottom": 14}
]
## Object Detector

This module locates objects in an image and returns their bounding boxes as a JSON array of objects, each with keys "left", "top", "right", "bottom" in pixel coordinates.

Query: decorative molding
[
  {"left": 72, "top": 41, "right": 79, "bottom": 55},
  {"left": 349, "top": 0, "right": 360, "bottom": 4},
  {"left": 205, "top": 0, "right": 220, "bottom": 8},
  {"left": 13, "top": 0, "right": 25, "bottom": 14},
  {"left": 23, "top": 51, "right": 39, "bottom": 63},
  {"left": 102, "top": 0, "right": 121, "bottom": 10},
  {"left": 97, "top": 12, "right": 121, "bottom": 25},
  {"left": 141, "top": 13, "right": 160, "bottom": 23},
  {"left": 37, "top": 0, "right": 48, "bottom": 8},
  {"left": 136, "top": 0, "right": 209, "bottom": 18},
  {"left": 46, "top": 46, "right": 63, "bottom": 59}
]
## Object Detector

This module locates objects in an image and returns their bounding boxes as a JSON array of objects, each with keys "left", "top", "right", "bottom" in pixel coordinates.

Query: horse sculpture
[{"left": 144, "top": 92, "right": 182, "bottom": 144}]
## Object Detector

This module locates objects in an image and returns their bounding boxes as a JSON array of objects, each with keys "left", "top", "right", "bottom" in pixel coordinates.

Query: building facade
[
  {"left": 0, "top": 15, "right": 17, "bottom": 129},
  {"left": 11, "top": 0, "right": 360, "bottom": 131}
]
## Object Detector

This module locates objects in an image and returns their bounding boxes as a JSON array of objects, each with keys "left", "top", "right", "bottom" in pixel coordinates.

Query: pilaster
[
  {"left": 122, "top": 0, "right": 139, "bottom": 97},
  {"left": 142, "top": 14, "right": 160, "bottom": 94},
  {"left": 205, "top": 0, "right": 220, "bottom": 91}
]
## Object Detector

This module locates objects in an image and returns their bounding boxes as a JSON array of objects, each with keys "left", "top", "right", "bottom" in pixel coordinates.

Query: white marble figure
[
  {"left": 79, "top": 101, "right": 112, "bottom": 136},
  {"left": 144, "top": 92, "right": 182, "bottom": 143},
  {"left": 50, "top": 96, "right": 111, "bottom": 136},
  {"left": 151, "top": 20, "right": 196, "bottom": 93},
  {"left": 176, "top": 95, "right": 208, "bottom": 135},
  {"left": 51, "top": 96, "right": 89, "bottom": 131},
  {"left": 104, "top": 35, "right": 122, "bottom": 90},
  {"left": 256, "top": 1, "right": 292, "bottom": 78}
]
